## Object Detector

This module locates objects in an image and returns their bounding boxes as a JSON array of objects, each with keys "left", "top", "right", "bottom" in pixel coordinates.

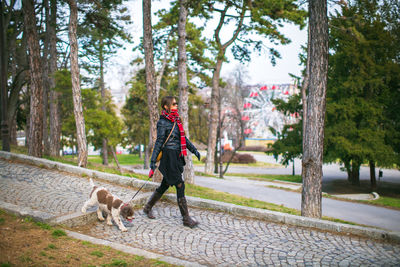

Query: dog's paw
[
  {"left": 121, "top": 227, "right": 128, "bottom": 232},
  {"left": 97, "top": 216, "right": 105, "bottom": 221},
  {"left": 107, "top": 221, "right": 113, "bottom": 226},
  {"left": 81, "top": 207, "right": 87, "bottom": 213}
]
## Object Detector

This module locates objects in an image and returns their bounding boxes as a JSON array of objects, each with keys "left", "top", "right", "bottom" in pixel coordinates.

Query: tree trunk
[
  {"left": 68, "top": 0, "right": 88, "bottom": 167},
  {"left": 99, "top": 37, "right": 109, "bottom": 166},
  {"left": 0, "top": 1, "right": 9, "bottom": 151},
  {"left": 344, "top": 159, "right": 352, "bottom": 182},
  {"left": 10, "top": 115, "right": 17, "bottom": 146},
  {"left": 177, "top": 0, "right": 194, "bottom": 184},
  {"left": 42, "top": 0, "right": 50, "bottom": 156},
  {"left": 218, "top": 96, "right": 223, "bottom": 178},
  {"left": 7, "top": 25, "right": 27, "bottom": 147},
  {"left": 369, "top": 160, "right": 376, "bottom": 189},
  {"left": 143, "top": 0, "right": 159, "bottom": 180},
  {"left": 204, "top": 3, "right": 246, "bottom": 174},
  {"left": 24, "top": 0, "right": 44, "bottom": 157},
  {"left": 110, "top": 145, "right": 122, "bottom": 173},
  {"left": 301, "top": 0, "right": 328, "bottom": 218},
  {"left": 292, "top": 159, "right": 295, "bottom": 176},
  {"left": 205, "top": 59, "right": 223, "bottom": 174},
  {"left": 155, "top": 28, "right": 172, "bottom": 97},
  {"left": 302, "top": 19, "right": 311, "bottom": 160},
  {"left": 25, "top": 113, "right": 29, "bottom": 148},
  {"left": 351, "top": 160, "right": 360, "bottom": 186},
  {"left": 49, "top": 0, "right": 61, "bottom": 157}
]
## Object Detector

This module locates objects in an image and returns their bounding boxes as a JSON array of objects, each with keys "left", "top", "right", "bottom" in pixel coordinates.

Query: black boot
[
  {"left": 177, "top": 197, "right": 199, "bottom": 228},
  {"left": 143, "top": 191, "right": 162, "bottom": 219}
]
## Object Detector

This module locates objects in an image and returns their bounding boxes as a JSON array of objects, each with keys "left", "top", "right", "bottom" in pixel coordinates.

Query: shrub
[
  {"left": 235, "top": 153, "right": 257, "bottom": 163},
  {"left": 222, "top": 151, "right": 256, "bottom": 164},
  {"left": 201, "top": 151, "right": 257, "bottom": 164},
  {"left": 238, "top": 146, "right": 272, "bottom": 152}
]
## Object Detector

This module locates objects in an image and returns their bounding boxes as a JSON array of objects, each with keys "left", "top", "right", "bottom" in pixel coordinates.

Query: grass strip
[
  {"left": 224, "top": 173, "right": 302, "bottom": 183},
  {"left": 0, "top": 210, "right": 175, "bottom": 267}
]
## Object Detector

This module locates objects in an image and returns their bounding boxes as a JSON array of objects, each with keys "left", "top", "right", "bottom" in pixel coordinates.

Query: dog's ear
[
  {"left": 120, "top": 205, "right": 132, "bottom": 217},
  {"left": 127, "top": 207, "right": 134, "bottom": 217}
]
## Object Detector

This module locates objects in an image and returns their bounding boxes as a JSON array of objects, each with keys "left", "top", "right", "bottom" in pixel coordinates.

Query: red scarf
[{"left": 162, "top": 109, "right": 187, "bottom": 157}]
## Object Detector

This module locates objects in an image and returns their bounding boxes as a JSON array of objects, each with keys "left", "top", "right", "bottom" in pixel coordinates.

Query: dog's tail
[{"left": 89, "top": 178, "right": 95, "bottom": 188}]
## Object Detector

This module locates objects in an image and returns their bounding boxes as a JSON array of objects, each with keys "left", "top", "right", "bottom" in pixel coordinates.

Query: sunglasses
[{"left": 172, "top": 102, "right": 178, "bottom": 106}]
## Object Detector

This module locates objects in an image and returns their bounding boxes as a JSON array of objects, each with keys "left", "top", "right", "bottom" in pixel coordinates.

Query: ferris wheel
[{"left": 241, "top": 84, "right": 299, "bottom": 139}]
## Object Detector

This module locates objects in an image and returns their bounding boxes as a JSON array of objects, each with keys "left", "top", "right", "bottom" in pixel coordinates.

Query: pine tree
[{"left": 325, "top": 0, "right": 397, "bottom": 186}]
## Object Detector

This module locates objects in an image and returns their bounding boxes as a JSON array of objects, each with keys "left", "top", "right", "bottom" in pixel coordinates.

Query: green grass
[
  {"left": 364, "top": 196, "right": 400, "bottom": 209},
  {"left": 44, "top": 154, "right": 148, "bottom": 181},
  {"left": 170, "top": 183, "right": 301, "bottom": 215},
  {"left": 63, "top": 154, "right": 145, "bottom": 166},
  {"left": 35, "top": 221, "right": 52, "bottom": 230},
  {"left": 51, "top": 229, "right": 66, "bottom": 237},
  {"left": 90, "top": 251, "right": 104, "bottom": 258},
  {"left": 224, "top": 173, "right": 302, "bottom": 183},
  {"left": 47, "top": 244, "right": 57, "bottom": 250}
]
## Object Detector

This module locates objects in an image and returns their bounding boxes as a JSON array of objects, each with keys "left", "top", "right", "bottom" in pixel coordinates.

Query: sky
[{"left": 105, "top": 0, "right": 308, "bottom": 95}]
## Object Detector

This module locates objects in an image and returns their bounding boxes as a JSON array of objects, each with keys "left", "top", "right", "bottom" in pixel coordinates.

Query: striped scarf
[{"left": 162, "top": 109, "right": 187, "bottom": 157}]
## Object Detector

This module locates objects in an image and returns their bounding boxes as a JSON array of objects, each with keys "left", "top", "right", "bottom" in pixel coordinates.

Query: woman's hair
[{"left": 161, "top": 96, "right": 176, "bottom": 110}]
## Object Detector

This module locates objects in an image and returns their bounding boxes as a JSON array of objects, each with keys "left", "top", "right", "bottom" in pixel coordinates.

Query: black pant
[{"left": 156, "top": 178, "right": 185, "bottom": 198}]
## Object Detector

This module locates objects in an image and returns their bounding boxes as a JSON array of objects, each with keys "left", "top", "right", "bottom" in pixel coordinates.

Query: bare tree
[
  {"left": 204, "top": 2, "right": 247, "bottom": 174},
  {"left": 24, "top": 0, "right": 44, "bottom": 157},
  {"left": 68, "top": 0, "right": 88, "bottom": 167},
  {"left": 143, "top": 0, "right": 159, "bottom": 180},
  {"left": 49, "top": 0, "right": 61, "bottom": 157},
  {"left": 301, "top": 0, "right": 329, "bottom": 218},
  {"left": 177, "top": 0, "right": 195, "bottom": 184},
  {"left": 221, "top": 72, "right": 247, "bottom": 176}
]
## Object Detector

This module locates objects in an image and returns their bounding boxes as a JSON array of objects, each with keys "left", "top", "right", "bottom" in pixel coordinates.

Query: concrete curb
[
  {"left": 65, "top": 230, "right": 205, "bottom": 267},
  {"left": 2, "top": 151, "right": 400, "bottom": 243},
  {"left": 0, "top": 200, "right": 55, "bottom": 223}
]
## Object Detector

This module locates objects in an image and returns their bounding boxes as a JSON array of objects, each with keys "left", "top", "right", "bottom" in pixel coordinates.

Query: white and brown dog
[{"left": 81, "top": 178, "right": 134, "bottom": 232}]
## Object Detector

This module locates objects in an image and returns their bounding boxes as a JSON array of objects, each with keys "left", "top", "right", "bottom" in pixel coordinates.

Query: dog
[{"left": 81, "top": 178, "right": 134, "bottom": 232}]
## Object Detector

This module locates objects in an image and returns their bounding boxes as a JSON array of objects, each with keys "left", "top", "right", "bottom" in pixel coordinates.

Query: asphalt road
[
  {"left": 218, "top": 152, "right": 400, "bottom": 184},
  {"left": 193, "top": 173, "right": 400, "bottom": 232}
]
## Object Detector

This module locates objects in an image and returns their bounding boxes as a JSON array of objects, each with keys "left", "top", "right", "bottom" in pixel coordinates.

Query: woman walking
[{"left": 144, "top": 96, "right": 201, "bottom": 228}]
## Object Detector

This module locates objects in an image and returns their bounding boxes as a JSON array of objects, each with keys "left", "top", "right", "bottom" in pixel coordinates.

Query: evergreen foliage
[{"left": 325, "top": 0, "right": 399, "bottom": 184}]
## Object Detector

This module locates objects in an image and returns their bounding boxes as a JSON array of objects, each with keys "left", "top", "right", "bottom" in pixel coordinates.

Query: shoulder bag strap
[{"left": 162, "top": 121, "right": 176, "bottom": 148}]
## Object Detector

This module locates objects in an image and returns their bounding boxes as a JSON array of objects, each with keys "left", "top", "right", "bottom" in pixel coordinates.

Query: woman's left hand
[{"left": 148, "top": 169, "right": 154, "bottom": 178}]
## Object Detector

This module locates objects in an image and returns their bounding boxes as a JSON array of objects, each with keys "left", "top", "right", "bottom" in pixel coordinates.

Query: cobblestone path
[
  {"left": 0, "top": 159, "right": 135, "bottom": 216},
  {"left": 1, "top": 159, "right": 400, "bottom": 266}
]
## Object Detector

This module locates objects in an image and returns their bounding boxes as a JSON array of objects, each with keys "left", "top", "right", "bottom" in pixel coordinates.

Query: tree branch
[
  {"left": 221, "top": 0, "right": 248, "bottom": 51},
  {"left": 214, "top": 4, "right": 230, "bottom": 47}
]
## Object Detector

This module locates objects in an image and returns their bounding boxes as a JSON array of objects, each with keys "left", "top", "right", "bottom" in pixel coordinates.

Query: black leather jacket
[{"left": 150, "top": 115, "right": 198, "bottom": 164}]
